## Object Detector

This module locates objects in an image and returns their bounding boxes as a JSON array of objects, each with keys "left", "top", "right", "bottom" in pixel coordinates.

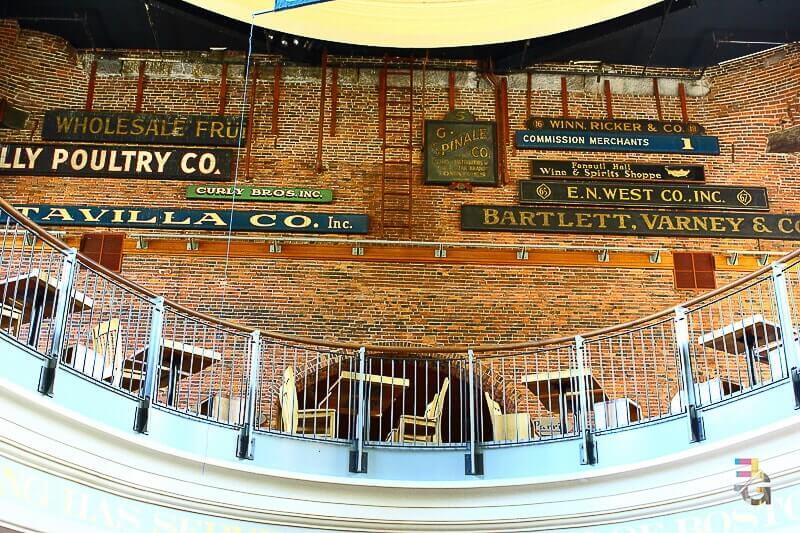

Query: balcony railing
[{"left": 0, "top": 196, "right": 798, "bottom": 472}]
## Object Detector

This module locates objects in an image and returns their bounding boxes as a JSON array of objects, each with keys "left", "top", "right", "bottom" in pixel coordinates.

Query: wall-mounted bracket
[
  {"left": 435, "top": 244, "right": 447, "bottom": 258},
  {"left": 597, "top": 249, "right": 610, "bottom": 263}
]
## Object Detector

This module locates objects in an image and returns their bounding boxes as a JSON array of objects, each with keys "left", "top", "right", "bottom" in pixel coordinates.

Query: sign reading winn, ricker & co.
[
  {"left": 11, "top": 205, "right": 368, "bottom": 234},
  {"left": 519, "top": 179, "right": 768, "bottom": 211},
  {"left": 526, "top": 117, "right": 705, "bottom": 135},
  {"left": 42, "top": 110, "right": 245, "bottom": 147},
  {"left": 186, "top": 185, "right": 333, "bottom": 203},
  {"left": 531, "top": 160, "right": 705, "bottom": 182},
  {"left": 461, "top": 205, "right": 800, "bottom": 240}
]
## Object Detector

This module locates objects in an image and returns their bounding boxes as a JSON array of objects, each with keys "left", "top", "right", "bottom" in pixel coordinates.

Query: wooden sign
[
  {"left": 532, "top": 160, "right": 705, "bottom": 182},
  {"left": 515, "top": 131, "right": 720, "bottom": 155},
  {"left": 12, "top": 205, "right": 368, "bottom": 234},
  {"left": 424, "top": 115, "right": 498, "bottom": 185},
  {"left": 42, "top": 110, "right": 245, "bottom": 147},
  {"left": 519, "top": 180, "right": 768, "bottom": 211},
  {"left": 0, "top": 143, "right": 232, "bottom": 180},
  {"left": 526, "top": 117, "right": 705, "bottom": 135},
  {"left": 461, "top": 205, "right": 800, "bottom": 240},
  {"left": 187, "top": 185, "right": 333, "bottom": 203}
]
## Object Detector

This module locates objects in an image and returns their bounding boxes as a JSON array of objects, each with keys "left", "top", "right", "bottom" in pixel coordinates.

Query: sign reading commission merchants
[
  {"left": 519, "top": 180, "right": 768, "bottom": 211},
  {"left": 0, "top": 143, "right": 232, "bottom": 180},
  {"left": 42, "top": 110, "right": 244, "bottom": 146},
  {"left": 12, "top": 205, "right": 368, "bottom": 234},
  {"left": 424, "top": 120, "right": 497, "bottom": 185},
  {"left": 461, "top": 205, "right": 800, "bottom": 240},
  {"left": 515, "top": 130, "right": 720, "bottom": 155},
  {"left": 187, "top": 185, "right": 333, "bottom": 203},
  {"left": 526, "top": 117, "right": 705, "bottom": 135},
  {"left": 532, "top": 160, "right": 705, "bottom": 182}
]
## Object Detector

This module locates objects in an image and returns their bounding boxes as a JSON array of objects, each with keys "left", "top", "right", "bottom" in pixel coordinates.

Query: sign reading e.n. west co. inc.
[
  {"left": 12, "top": 205, "right": 368, "bottom": 234},
  {"left": 520, "top": 180, "right": 768, "bottom": 211},
  {"left": 0, "top": 143, "right": 232, "bottom": 180},
  {"left": 186, "top": 185, "right": 333, "bottom": 203},
  {"left": 461, "top": 205, "right": 800, "bottom": 240},
  {"left": 42, "top": 110, "right": 245, "bottom": 146},
  {"left": 424, "top": 115, "right": 498, "bottom": 185},
  {"left": 532, "top": 160, "right": 705, "bottom": 182},
  {"left": 516, "top": 130, "right": 720, "bottom": 155},
  {"left": 526, "top": 117, "right": 705, "bottom": 135}
]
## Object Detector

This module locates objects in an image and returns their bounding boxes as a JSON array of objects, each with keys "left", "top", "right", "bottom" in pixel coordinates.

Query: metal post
[
  {"left": 134, "top": 296, "right": 164, "bottom": 433},
  {"left": 237, "top": 330, "right": 261, "bottom": 459},
  {"left": 465, "top": 349, "right": 484, "bottom": 475},
  {"left": 38, "top": 248, "right": 78, "bottom": 395},
  {"left": 675, "top": 306, "right": 704, "bottom": 442},
  {"left": 349, "top": 347, "right": 368, "bottom": 473},
  {"left": 771, "top": 263, "right": 800, "bottom": 407},
  {"left": 576, "top": 336, "right": 597, "bottom": 465}
]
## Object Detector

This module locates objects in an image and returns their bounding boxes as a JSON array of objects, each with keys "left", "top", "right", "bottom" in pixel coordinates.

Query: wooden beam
[
  {"left": 218, "top": 63, "right": 228, "bottom": 115},
  {"left": 561, "top": 76, "right": 569, "bottom": 118},
  {"left": 330, "top": 65, "right": 338, "bottom": 136},
  {"left": 85, "top": 60, "right": 97, "bottom": 111},
  {"left": 316, "top": 50, "right": 328, "bottom": 174},
  {"left": 134, "top": 61, "right": 146, "bottom": 112},
  {"left": 603, "top": 79, "right": 613, "bottom": 119},
  {"left": 652, "top": 78, "right": 663, "bottom": 121},
  {"left": 678, "top": 82, "right": 689, "bottom": 123},
  {"left": 272, "top": 62, "right": 281, "bottom": 136}
]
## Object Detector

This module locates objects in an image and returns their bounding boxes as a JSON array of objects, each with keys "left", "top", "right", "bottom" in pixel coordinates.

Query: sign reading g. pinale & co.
[
  {"left": 461, "top": 205, "right": 800, "bottom": 240},
  {"left": 424, "top": 110, "right": 498, "bottom": 185},
  {"left": 532, "top": 160, "right": 705, "bottom": 182},
  {"left": 519, "top": 180, "right": 768, "bottom": 211},
  {"left": 12, "top": 205, "right": 368, "bottom": 234},
  {"left": 42, "top": 110, "right": 245, "bottom": 146},
  {"left": 526, "top": 117, "right": 705, "bottom": 135},
  {"left": 187, "top": 185, "right": 333, "bottom": 203}
]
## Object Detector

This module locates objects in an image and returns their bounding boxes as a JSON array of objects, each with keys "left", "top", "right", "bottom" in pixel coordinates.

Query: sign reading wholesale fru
[
  {"left": 461, "top": 205, "right": 800, "bottom": 240},
  {"left": 526, "top": 117, "right": 705, "bottom": 135},
  {"left": 515, "top": 130, "right": 720, "bottom": 155},
  {"left": 42, "top": 110, "right": 244, "bottom": 146},
  {"left": 532, "top": 160, "right": 705, "bottom": 182},
  {"left": 186, "top": 185, "right": 333, "bottom": 203},
  {"left": 519, "top": 180, "right": 768, "bottom": 211},
  {"left": 0, "top": 143, "right": 232, "bottom": 180},
  {"left": 12, "top": 205, "right": 368, "bottom": 234}
]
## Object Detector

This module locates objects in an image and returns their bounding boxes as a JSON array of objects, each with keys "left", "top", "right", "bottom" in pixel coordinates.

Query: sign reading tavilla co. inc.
[
  {"left": 42, "top": 110, "right": 245, "bottom": 146},
  {"left": 186, "top": 185, "right": 333, "bottom": 203},
  {"left": 12, "top": 205, "right": 368, "bottom": 234}
]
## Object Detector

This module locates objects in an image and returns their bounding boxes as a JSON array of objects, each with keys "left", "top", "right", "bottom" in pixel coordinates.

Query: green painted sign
[{"left": 186, "top": 185, "right": 333, "bottom": 203}]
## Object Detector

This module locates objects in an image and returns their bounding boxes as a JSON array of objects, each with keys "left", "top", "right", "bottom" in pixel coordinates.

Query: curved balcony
[{"left": 1, "top": 196, "right": 799, "bottom": 531}]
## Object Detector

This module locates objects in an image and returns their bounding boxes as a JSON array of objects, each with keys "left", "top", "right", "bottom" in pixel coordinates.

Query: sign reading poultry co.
[
  {"left": 42, "top": 110, "right": 245, "bottom": 146},
  {"left": 12, "top": 205, "right": 368, "bottom": 234}
]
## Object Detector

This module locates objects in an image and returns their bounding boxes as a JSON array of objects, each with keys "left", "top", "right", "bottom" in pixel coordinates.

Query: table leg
[
  {"left": 26, "top": 300, "right": 44, "bottom": 347},
  {"left": 167, "top": 357, "right": 180, "bottom": 407},
  {"left": 746, "top": 347, "right": 758, "bottom": 387}
]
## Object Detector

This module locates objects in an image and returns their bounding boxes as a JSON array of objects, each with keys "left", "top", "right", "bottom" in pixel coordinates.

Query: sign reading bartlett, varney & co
[
  {"left": 516, "top": 130, "right": 720, "bottom": 155},
  {"left": 42, "top": 110, "right": 245, "bottom": 146},
  {"left": 461, "top": 205, "right": 800, "bottom": 240},
  {"left": 424, "top": 111, "right": 497, "bottom": 185},
  {"left": 12, "top": 205, "right": 368, "bottom": 234},
  {"left": 532, "top": 160, "right": 704, "bottom": 182},
  {"left": 0, "top": 143, "right": 232, "bottom": 180},
  {"left": 187, "top": 185, "right": 333, "bottom": 203},
  {"left": 519, "top": 180, "right": 768, "bottom": 211},
  {"left": 526, "top": 117, "right": 705, "bottom": 135}
]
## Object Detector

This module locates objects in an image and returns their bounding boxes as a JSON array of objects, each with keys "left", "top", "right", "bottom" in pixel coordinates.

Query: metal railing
[{"left": 1, "top": 196, "right": 799, "bottom": 471}]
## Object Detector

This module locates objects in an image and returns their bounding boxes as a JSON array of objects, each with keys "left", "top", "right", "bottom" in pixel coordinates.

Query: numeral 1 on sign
[{"left": 681, "top": 137, "right": 695, "bottom": 151}]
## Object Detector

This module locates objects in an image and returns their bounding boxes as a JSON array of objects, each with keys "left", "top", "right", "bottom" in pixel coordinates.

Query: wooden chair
[
  {"left": 63, "top": 319, "right": 125, "bottom": 385},
  {"left": 484, "top": 392, "right": 535, "bottom": 442},
  {"left": 387, "top": 377, "right": 450, "bottom": 444},
  {"left": 0, "top": 304, "right": 22, "bottom": 336},
  {"left": 279, "top": 366, "right": 337, "bottom": 437}
]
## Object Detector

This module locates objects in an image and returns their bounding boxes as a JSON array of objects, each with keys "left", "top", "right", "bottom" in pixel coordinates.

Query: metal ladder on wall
[{"left": 379, "top": 57, "right": 415, "bottom": 239}]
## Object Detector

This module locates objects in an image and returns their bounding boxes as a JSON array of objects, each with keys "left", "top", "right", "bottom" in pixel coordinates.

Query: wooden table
[
  {"left": 0, "top": 269, "right": 93, "bottom": 346},
  {"left": 319, "top": 370, "right": 410, "bottom": 416},
  {"left": 593, "top": 398, "right": 641, "bottom": 430},
  {"left": 520, "top": 369, "right": 607, "bottom": 434},
  {"left": 123, "top": 339, "right": 222, "bottom": 406},
  {"left": 698, "top": 314, "right": 781, "bottom": 387}
]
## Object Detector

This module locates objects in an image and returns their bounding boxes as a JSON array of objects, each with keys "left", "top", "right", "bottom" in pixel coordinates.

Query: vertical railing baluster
[
  {"left": 675, "top": 306, "right": 704, "bottom": 442},
  {"left": 38, "top": 248, "right": 78, "bottom": 395},
  {"left": 465, "top": 349, "right": 484, "bottom": 475},
  {"left": 134, "top": 296, "right": 164, "bottom": 433},
  {"left": 771, "top": 262, "right": 800, "bottom": 407},
  {"left": 237, "top": 330, "right": 261, "bottom": 459},
  {"left": 349, "top": 346, "right": 368, "bottom": 473},
  {"left": 575, "top": 336, "right": 596, "bottom": 464}
]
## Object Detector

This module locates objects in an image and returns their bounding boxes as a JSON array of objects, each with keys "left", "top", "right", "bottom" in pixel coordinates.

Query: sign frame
[
  {"left": 424, "top": 117, "right": 499, "bottom": 186},
  {"left": 531, "top": 160, "right": 705, "bottom": 182},
  {"left": 525, "top": 116, "right": 705, "bottom": 135},
  {"left": 515, "top": 130, "right": 720, "bottom": 155},
  {"left": 186, "top": 185, "right": 334, "bottom": 203}
]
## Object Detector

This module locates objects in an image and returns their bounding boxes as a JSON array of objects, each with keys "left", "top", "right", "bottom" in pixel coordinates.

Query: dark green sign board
[
  {"left": 531, "top": 160, "right": 705, "bottom": 182},
  {"left": 526, "top": 117, "right": 705, "bottom": 135},
  {"left": 516, "top": 131, "right": 720, "bottom": 155},
  {"left": 42, "top": 110, "right": 245, "bottom": 146},
  {"left": 0, "top": 142, "right": 232, "bottom": 180},
  {"left": 461, "top": 205, "right": 800, "bottom": 240},
  {"left": 519, "top": 180, "right": 768, "bottom": 211},
  {"left": 424, "top": 119, "right": 497, "bottom": 185},
  {"left": 12, "top": 205, "right": 368, "bottom": 234},
  {"left": 186, "top": 185, "right": 333, "bottom": 203}
]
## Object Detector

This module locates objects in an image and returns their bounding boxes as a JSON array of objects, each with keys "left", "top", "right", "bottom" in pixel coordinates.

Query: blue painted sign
[
  {"left": 515, "top": 130, "right": 720, "bottom": 155},
  {"left": 10, "top": 205, "right": 368, "bottom": 234},
  {"left": 274, "top": 0, "right": 334, "bottom": 10}
]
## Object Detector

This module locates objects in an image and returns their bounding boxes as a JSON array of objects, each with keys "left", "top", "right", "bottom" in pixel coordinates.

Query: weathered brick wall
[{"left": 0, "top": 20, "right": 799, "bottom": 350}]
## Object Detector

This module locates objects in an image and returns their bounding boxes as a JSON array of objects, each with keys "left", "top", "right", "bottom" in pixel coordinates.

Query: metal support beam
[
  {"left": 604, "top": 79, "right": 614, "bottom": 119},
  {"left": 465, "top": 349, "right": 484, "bottom": 475},
  {"left": 330, "top": 66, "right": 339, "bottom": 136},
  {"left": 316, "top": 50, "right": 327, "bottom": 174},
  {"left": 134, "top": 296, "right": 165, "bottom": 433},
  {"left": 218, "top": 63, "right": 228, "bottom": 115},
  {"left": 38, "top": 248, "right": 78, "bottom": 396},
  {"left": 679, "top": 82, "right": 689, "bottom": 123},
  {"left": 349, "top": 347, "right": 368, "bottom": 473},
  {"left": 85, "top": 60, "right": 97, "bottom": 111},
  {"left": 771, "top": 263, "right": 800, "bottom": 407},
  {"left": 675, "top": 306, "right": 704, "bottom": 442},
  {"left": 560, "top": 76, "right": 569, "bottom": 118},
  {"left": 448, "top": 71, "right": 456, "bottom": 112},
  {"left": 237, "top": 330, "right": 261, "bottom": 459},
  {"left": 134, "top": 61, "right": 146, "bottom": 112},
  {"left": 245, "top": 62, "right": 258, "bottom": 178},
  {"left": 576, "top": 336, "right": 597, "bottom": 465},
  {"left": 272, "top": 62, "right": 282, "bottom": 136},
  {"left": 652, "top": 78, "right": 663, "bottom": 121}
]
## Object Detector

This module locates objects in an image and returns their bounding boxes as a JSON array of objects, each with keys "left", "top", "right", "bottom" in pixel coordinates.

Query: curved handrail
[{"left": 2, "top": 195, "right": 798, "bottom": 354}]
